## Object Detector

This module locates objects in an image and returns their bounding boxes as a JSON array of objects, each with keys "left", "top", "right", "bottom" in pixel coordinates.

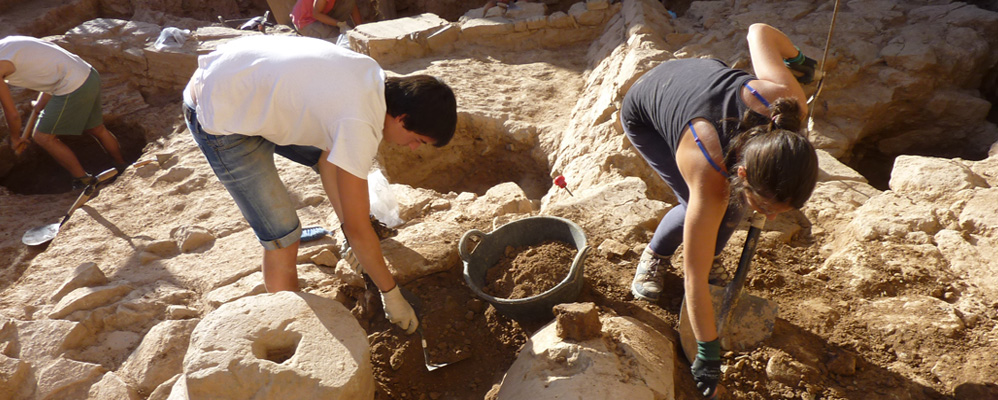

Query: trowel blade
[
  {"left": 678, "top": 284, "right": 778, "bottom": 363},
  {"left": 22, "top": 222, "right": 60, "bottom": 246}
]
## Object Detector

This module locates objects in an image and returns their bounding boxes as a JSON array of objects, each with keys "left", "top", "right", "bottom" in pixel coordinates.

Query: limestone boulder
[
  {"left": 889, "top": 155, "right": 988, "bottom": 201},
  {"left": 35, "top": 358, "right": 105, "bottom": 400},
  {"left": 957, "top": 187, "right": 998, "bottom": 236},
  {"left": 88, "top": 371, "right": 140, "bottom": 400},
  {"left": 51, "top": 262, "right": 108, "bottom": 302},
  {"left": 0, "top": 354, "right": 29, "bottom": 400},
  {"left": 49, "top": 284, "right": 134, "bottom": 319},
  {"left": 383, "top": 219, "right": 464, "bottom": 283},
  {"left": 118, "top": 319, "right": 199, "bottom": 396},
  {"left": 542, "top": 177, "right": 668, "bottom": 245},
  {"left": 934, "top": 229, "right": 998, "bottom": 301},
  {"left": 347, "top": 14, "right": 453, "bottom": 66},
  {"left": 7, "top": 320, "right": 92, "bottom": 363},
  {"left": 801, "top": 180, "right": 880, "bottom": 250},
  {"left": 493, "top": 314, "right": 675, "bottom": 400},
  {"left": 816, "top": 149, "right": 866, "bottom": 183},
  {"left": 844, "top": 191, "right": 951, "bottom": 242},
  {"left": 176, "top": 292, "right": 373, "bottom": 399},
  {"left": 204, "top": 271, "right": 266, "bottom": 310}
]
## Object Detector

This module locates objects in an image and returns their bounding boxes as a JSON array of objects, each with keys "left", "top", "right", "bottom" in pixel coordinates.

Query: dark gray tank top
[{"left": 621, "top": 58, "right": 755, "bottom": 159}]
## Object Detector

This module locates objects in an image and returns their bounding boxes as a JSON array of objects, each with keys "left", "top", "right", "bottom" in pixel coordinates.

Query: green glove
[{"left": 784, "top": 47, "right": 817, "bottom": 85}]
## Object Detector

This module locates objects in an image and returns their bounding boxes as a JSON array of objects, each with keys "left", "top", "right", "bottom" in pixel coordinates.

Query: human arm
[
  {"left": 1, "top": 81, "right": 23, "bottom": 149},
  {"left": 317, "top": 155, "right": 394, "bottom": 291},
  {"left": 311, "top": 0, "right": 344, "bottom": 27},
  {"left": 351, "top": 5, "right": 362, "bottom": 26},
  {"left": 317, "top": 153, "right": 418, "bottom": 333},
  {"left": 745, "top": 23, "right": 808, "bottom": 116},
  {"left": 677, "top": 120, "right": 730, "bottom": 398},
  {"left": 0, "top": 62, "right": 23, "bottom": 147}
]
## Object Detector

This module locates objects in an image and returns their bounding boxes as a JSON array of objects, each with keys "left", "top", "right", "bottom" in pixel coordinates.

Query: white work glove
[
  {"left": 380, "top": 287, "right": 419, "bottom": 334},
  {"left": 340, "top": 243, "right": 363, "bottom": 275}
]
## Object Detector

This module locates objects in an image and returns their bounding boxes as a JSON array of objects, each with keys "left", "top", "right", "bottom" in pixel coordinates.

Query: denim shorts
[{"left": 184, "top": 103, "right": 323, "bottom": 250}]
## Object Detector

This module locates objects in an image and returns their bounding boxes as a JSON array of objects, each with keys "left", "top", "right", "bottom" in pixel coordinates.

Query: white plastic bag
[
  {"left": 335, "top": 33, "right": 351, "bottom": 50},
  {"left": 368, "top": 169, "right": 403, "bottom": 228},
  {"left": 154, "top": 27, "right": 191, "bottom": 50}
]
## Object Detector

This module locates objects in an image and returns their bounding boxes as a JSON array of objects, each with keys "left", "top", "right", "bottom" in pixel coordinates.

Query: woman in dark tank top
[{"left": 620, "top": 23, "right": 819, "bottom": 399}]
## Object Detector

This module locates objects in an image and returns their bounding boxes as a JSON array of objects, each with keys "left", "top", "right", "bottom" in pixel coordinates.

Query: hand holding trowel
[{"left": 12, "top": 93, "right": 43, "bottom": 156}]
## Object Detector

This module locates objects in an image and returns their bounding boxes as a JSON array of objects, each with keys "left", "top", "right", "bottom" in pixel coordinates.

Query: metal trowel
[
  {"left": 678, "top": 212, "right": 779, "bottom": 362},
  {"left": 22, "top": 167, "right": 118, "bottom": 246},
  {"left": 398, "top": 286, "right": 468, "bottom": 371}
]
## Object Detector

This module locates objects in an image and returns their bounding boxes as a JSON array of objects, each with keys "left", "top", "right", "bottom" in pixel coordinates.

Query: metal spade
[
  {"left": 22, "top": 168, "right": 118, "bottom": 246},
  {"left": 677, "top": 212, "right": 778, "bottom": 362},
  {"left": 398, "top": 286, "right": 468, "bottom": 371}
]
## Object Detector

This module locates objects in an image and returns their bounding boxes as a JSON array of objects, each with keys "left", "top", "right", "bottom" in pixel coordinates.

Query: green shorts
[{"left": 35, "top": 67, "right": 103, "bottom": 136}]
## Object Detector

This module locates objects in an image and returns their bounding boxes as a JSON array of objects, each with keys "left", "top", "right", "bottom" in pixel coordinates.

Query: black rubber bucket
[{"left": 459, "top": 216, "right": 590, "bottom": 321}]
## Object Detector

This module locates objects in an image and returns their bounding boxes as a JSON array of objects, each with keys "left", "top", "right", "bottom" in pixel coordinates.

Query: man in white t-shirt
[
  {"left": 183, "top": 35, "right": 457, "bottom": 334},
  {"left": 1, "top": 36, "right": 127, "bottom": 190}
]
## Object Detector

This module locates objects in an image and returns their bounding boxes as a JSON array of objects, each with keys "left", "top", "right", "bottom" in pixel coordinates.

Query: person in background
[
  {"left": 183, "top": 35, "right": 457, "bottom": 335},
  {"left": 290, "top": 0, "right": 362, "bottom": 39},
  {"left": 620, "top": 23, "right": 819, "bottom": 398},
  {"left": 481, "top": 0, "right": 530, "bottom": 17},
  {"left": 1, "top": 35, "right": 127, "bottom": 189}
]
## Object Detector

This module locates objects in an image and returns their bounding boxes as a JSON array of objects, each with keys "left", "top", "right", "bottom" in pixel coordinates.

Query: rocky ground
[{"left": 2, "top": 0, "right": 998, "bottom": 399}]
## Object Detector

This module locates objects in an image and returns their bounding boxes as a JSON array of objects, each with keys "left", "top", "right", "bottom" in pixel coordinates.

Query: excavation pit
[{"left": 1, "top": 120, "right": 147, "bottom": 194}]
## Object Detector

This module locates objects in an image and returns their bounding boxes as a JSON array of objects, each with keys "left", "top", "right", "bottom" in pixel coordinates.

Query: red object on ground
[
  {"left": 554, "top": 175, "right": 567, "bottom": 188},
  {"left": 553, "top": 175, "right": 573, "bottom": 196}
]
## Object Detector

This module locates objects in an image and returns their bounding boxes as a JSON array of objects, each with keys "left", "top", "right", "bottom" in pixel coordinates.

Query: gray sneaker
[
  {"left": 708, "top": 256, "right": 731, "bottom": 286},
  {"left": 631, "top": 247, "right": 668, "bottom": 301}
]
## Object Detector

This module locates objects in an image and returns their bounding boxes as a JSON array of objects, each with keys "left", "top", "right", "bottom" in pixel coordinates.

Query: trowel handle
[
  {"left": 458, "top": 229, "right": 487, "bottom": 262},
  {"left": 59, "top": 186, "right": 95, "bottom": 226},
  {"left": 730, "top": 212, "right": 766, "bottom": 290},
  {"left": 95, "top": 167, "right": 118, "bottom": 183}
]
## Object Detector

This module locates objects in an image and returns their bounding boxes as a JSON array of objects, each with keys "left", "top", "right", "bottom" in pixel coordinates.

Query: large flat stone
[{"left": 176, "top": 292, "right": 373, "bottom": 399}]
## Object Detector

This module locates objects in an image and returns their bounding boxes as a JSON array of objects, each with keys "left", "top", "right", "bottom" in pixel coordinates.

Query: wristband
[
  {"left": 696, "top": 339, "right": 721, "bottom": 361},
  {"left": 784, "top": 46, "right": 805, "bottom": 65}
]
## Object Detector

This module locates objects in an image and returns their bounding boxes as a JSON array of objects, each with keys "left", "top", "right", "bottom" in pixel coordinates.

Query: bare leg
[
  {"left": 85, "top": 125, "right": 126, "bottom": 165},
  {"left": 32, "top": 131, "right": 87, "bottom": 178},
  {"left": 262, "top": 241, "right": 301, "bottom": 292}
]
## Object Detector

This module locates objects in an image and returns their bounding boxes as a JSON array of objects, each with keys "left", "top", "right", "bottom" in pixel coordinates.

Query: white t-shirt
[
  {"left": 0, "top": 36, "right": 92, "bottom": 96},
  {"left": 185, "top": 35, "right": 387, "bottom": 179}
]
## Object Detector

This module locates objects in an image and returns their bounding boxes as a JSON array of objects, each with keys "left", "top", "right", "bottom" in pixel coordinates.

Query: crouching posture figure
[
  {"left": 620, "top": 23, "right": 819, "bottom": 398},
  {"left": 183, "top": 35, "right": 457, "bottom": 334}
]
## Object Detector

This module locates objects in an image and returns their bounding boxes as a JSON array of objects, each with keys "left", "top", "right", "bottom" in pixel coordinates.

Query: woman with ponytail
[{"left": 619, "top": 23, "right": 819, "bottom": 398}]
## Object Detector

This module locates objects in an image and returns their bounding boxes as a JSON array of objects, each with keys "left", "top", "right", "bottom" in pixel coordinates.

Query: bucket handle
[
  {"left": 571, "top": 245, "right": 591, "bottom": 276},
  {"left": 458, "top": 229, "right": 487, "bottom": 262}
]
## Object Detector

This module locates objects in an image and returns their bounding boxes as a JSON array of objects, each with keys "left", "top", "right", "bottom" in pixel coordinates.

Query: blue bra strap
[
  {"left": 688, "top": 121, "right": 730, "bottom": 178},
  {"left": 745, "top": 82, "right": 770, "bottom": 108}
]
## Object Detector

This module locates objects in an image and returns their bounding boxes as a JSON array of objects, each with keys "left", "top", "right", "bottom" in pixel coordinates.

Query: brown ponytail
[{"left": 724, "top": 98, "right": 817, "bottom": 209}]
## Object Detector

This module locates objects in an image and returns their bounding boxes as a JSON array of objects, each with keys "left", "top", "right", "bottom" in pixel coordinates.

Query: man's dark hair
[{"left": 385, "top": 75, "right": 457, "bottom": 147}]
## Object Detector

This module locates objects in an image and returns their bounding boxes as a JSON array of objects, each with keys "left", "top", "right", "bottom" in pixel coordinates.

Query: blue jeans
[
  {"left": 184, "top": 104, "right": 323, "bottom": 250},
  {"left": 623, "top": 121, "right": 745, "bottom": 257}
]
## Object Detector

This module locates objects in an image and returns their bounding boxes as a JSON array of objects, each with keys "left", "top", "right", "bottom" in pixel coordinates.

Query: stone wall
[{"left": 347, "top": 0, "right": 620, "bottom": 66}]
